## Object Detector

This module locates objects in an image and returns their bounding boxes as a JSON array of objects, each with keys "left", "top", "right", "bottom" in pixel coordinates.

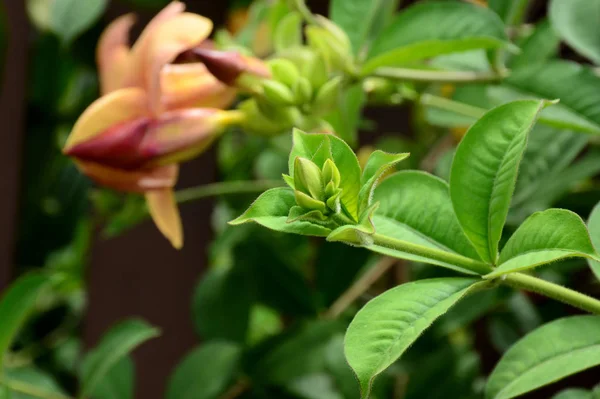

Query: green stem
[
  {"left": 175, "top": 180, "right": 284, "bottom": 204},
  {"left": 0, "top": 379, "right": 73, "bottom": 399},
  {"left": 371, "top": 233, "right": 492, "bottom": 275},
  {"left": 290, "top": 0, "right": 318, "bottom": 25},
  {"left": 503, "top": 273, "right": 600, "bottom": 315},
  {"left": 419, "top": 93, "right": 486, "bottom": 119},
  {"left": 370, "top": 67, "right": 508, "bottom": 84}
]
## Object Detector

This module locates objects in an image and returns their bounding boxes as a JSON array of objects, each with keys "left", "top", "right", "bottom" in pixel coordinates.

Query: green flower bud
[
  {"left": 302, "top": 52, "right": 329, "bottom": 89},
  {"left": 313, "top": 76, "right": 342, "bottom": 114},
  {"left": 325, "top": 188, "right": 342, "bottom": 213},
  {"left": 294, "top": 190, "right": 327, "bottom": 213},
  {"left": 294, "top": 157, "right": 324, "bottom": 200},
  {"left": 316, "top": 16, "right": 352, "bottom": 54},
  {"left": 293, "top": 77, "right": 313, "bottom": 105},
  {"left": 239, "top": 99, "right": 290, "bottom": 136},
  {"left": 268, "top": 59, "right": 300, "bottom": 88},
  {"left": 256, "top": 97, "right": 301, "bottom": 125},
  {"left": 322, "top": 158, "right": 341, "bottom": 187},
  {"left": 305, "top": 20, "right": 353, "bottom": 73},
  {"left": 262, "top": 80, "right": 295, "bottom": 106}
]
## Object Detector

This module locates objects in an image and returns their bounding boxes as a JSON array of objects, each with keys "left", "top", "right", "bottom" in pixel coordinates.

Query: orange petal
[
  {"left": 127, "top": 1, "right": 186, "bottom": 88},
  {"left": 97, "top": 13, "right": 136, "bottom": 94},
  {"left": 161, "top": 63, "right": 237, "bottom": 110},
  {"left": 64, "top": 88, "right": 149, "bottom": 150},
  {"left": 146, "top": 188, "right": 183, "bottom": 249},
  {"left": 145, "top": 13, "right": 213, "bottom": 114},
  {"left": 74, "top": 160, "right": 177, "bottom": 192}
]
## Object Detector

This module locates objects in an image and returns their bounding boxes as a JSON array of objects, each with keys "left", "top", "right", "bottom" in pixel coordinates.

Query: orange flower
[{"left": 63, "top": 1, "right": 269, "bottom": 248}]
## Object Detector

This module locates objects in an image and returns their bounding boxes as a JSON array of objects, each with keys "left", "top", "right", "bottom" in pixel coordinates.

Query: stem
[
  {"left": 325, "top": 257, "right": 398, "bottom": 318},
  {"left": 503, "top": 273, "right": 600, "bottom": 315},
  {"left": 370, "top": 67, "right": 508, "bottom": 83},
  {"left": 0, "top": 379, "right": 73, "bottom": 399},
  {"left": 419, "top": 93, "right": 486, "bottom": 119},
  {"left": 371, "top": 233, "right": 492, "bottom": 275},
  {"left": 291, "top": 0, "right": 318, "bottom": 25},
  {"left": 175, "top": 180, "right": 284, "bottom": 204}
]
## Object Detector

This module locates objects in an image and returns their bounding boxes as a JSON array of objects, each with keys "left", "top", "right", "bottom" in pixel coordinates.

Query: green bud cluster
[
  {"left": 292, "top": 157, "right": 342, "bottom": 216},
  {"left": 241, "top": 24, "right": 350, "bottom": 136}
]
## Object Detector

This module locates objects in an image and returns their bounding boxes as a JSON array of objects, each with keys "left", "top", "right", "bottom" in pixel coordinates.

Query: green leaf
[
  {"left": 325, "top": 84, "right": 366, "bottom": 148},
  {"left": 450, "top": 100, "right": 547, "bottom": 264},
  {"left": 330, "top": 0, "right": 383, "bottom": 54},
  {"left": 80, "top": 319, "right": 159, "bottom": 398},
  {"left": 274, "top": 12, "right": 302, "bottom": 53},
  {"left": 363, "top": 1, "right": 508, "bottom": 74},
  {"left": 486, "top": 209, "right": 598, "bottom": 278},
  {"left": 505, "top": 61, "right": 600, "bottom": 134},
  {"left": 345, "top": 277, "right": 481, "bottom": 398},
  {"left": 0, "top": 273, "right": 49, "bottom": 373},
  {"left": 192, "top": 265, "right": 253, "bottom": 343},
  {"left": 166, "top": 342, "right": 241, "bottom": 399},
  {"left": 325, "top": 335, "right": 360, "bottom": 399},
  {"left": 50, "top": 0, "right": 107, "bottom": 44},
  {"left": 287, "top": 374, "right": 344, "bottom": 399},
  {"left": 553, "top": 389, "right": 594, "bottom": 399},
  {"left": 357, "top": 151, "right": 409, "bottom": 214},
  {"left": 89, "top": 357, "right": 134, "bottom": 399},
  {"left": 289, "top": 130, "right": 362, "bottom": 219},
  {"left": 230, "top": 188, "right": 331, "bottom": 236},
  {"left": 5, "top": 367, "right": 66, "bottom": 399},
  {"left": 587, "top": 202, "right": 600, "bottom": 280},
  {"left": 549, "top": 0, "right": 600, "bottom": 64},
  {"left": 489, "top": 0, "right": 529, "bottom": 25},
  {"left": 485, "top": 315, "right": 600, "bottom": 399},
  {"left": 510, "top": 20, "right": 560, "bottom": 69},
  {"left": 370, "top": 171, "right": 481, "bottom": 274}
]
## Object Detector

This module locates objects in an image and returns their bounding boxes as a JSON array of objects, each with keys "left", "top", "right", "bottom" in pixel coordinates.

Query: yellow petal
[
  {"left": 74, "top": 160, "right": 177, "bottom": 192},
  {"left": 64, "top": 87, "right": 149, "bottom": 150},
  {"left": 97, "top": 13, "right": 136, "bottom": 94},
  {"left": 127, "top": 1, "right": 186, "bottom": 88},
  {"left": 146, "top": 188, "right": 183, "bottom": 249},
  {"left": 145, "top": 13, "right": 213, "bottom": 114},
  {"left": 161, "top": 63, "right": 237, "bottom": 110}
]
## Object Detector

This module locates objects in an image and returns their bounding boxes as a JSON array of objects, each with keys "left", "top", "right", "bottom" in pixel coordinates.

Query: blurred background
[{"left": 2, "top": 0, "right": 600, "bottom": 398}]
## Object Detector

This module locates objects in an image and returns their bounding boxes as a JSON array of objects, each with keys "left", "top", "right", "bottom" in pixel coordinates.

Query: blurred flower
[{"left": 63, "top": 1, "right": 269, "bottom": 248}]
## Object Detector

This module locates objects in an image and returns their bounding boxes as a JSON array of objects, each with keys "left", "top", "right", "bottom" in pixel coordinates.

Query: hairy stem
[
  {"left": 371, "top": 233, "right": 492, "bottom": 275},
  {"left": 0, "top": 379, "right": 73, "bottom": 399},
  {"left": 370, "top": 67, "right": 508, "bottom": 83},
  {"left": 503, "top": 273, "right": 600, "bottom": 315},
  {"left": 175, "top": 180, "right": 284, "bottom": 204},
  {"left": 325, "top": 257, "right": 398, "bottom": 318}
]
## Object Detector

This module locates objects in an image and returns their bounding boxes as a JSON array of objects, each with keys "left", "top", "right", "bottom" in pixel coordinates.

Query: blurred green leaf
[
  {"left": 166, "top": 342, "right": 241, "bottom": 399},
  {"left": 246, "top": 305, "right": 283, "bottom": 346},
  {"left": 80, "top": 319, "right": 159, "bottom": 399},
  {"left": 0, "top": 274, "right": 49, "bottom": 374},
  {"left": 488, "top": 0, "right": 530, "bottom": 25},
  {"left": 4, "top": 367, "right": 66, "bottom": 399},
  {"left": 89, "top": 357, "right": 134, "bottom": 399},
  {"left": 510, "top": 20, "right": 559, "bottom": 69},
  {"left": 330, "top": 0, "right": 384, "bottom": 55},
  {"left": 549, "top": 0, "right": 600, "bottom": 64},
  {"left": 50, "top": 0, "right": 107, "bottom": 45},
  {"left": 587, "top": 201, "right": 600, "bottom": 280}
]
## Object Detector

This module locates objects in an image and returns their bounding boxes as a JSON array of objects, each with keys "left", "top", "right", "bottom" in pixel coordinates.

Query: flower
[{"left": 63, "top": 1, "right": 269, "bottom": 248}]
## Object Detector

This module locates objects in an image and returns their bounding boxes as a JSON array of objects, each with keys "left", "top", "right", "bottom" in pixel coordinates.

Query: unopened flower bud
[
  {"left": 306, "top": 19, "right": 353, "bottom": 73},
  {"left": 294, "top": 157, "right": 324, "bottom": 200},
  {"left": 313, "top": 76, "right": 342, "bottom": 114},
  {"left": 322, "top": 158, "right": 341, "bottom": 187},
  {"left": 293, "top": 77, "right": 313, "bottom": 105},
  {"left": 261, "top": 80, "right": 295, "bottom": 105},
  {"left": 268, "top": 59, "right": 300, "bottom": 88},
  {"left": 294, "top": 190, "right": 327, "bottom": 213}
]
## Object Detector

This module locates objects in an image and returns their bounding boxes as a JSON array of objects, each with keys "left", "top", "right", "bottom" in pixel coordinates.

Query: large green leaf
[
  {"left": 192, "top": 264, "right": 253, "bottom": 343},
  {"left": 486, "top": 316, "right": 600, "bottom": 399},
  {"left": 229, "top": 188, "right": 331, "bottom": 236},
  {"left": 363, "top": 1, "right": 508, "bottom": 74},
  {"left": 370, "top": 171, "right": 482, "bottom": 274},
  {"left": 4, "top": 367, "right": 66, "bottom": 399},
  {"left": 553, "top": 389, "right": 595, "bottom": 399},
  {"left": 50, "top": 0, "right": 107, "bottom": 44},
  {"left": 166, "top": 342, "right": 241, "bottom": 399},
  {"left": 505, "top": 61, "right": 600, "bottom": 134},
  {"left": 450, "top": 100, "right": 547, "bottom": 264},
  {"left": 80, "top": 319, "right": 159, "bottom": 399},
  {"left": 330, "top": 0, "right": 383, "bottom": 54},
  {"left": 0, "top": 274, "right": 49, "bottom": 373},
  {"left": 487, "top": 209, "right": 598, "bottom": 278},
  {"left": 345, "top": 277, "right": 481, "bottom": 398},
  {"left": 488, "top": 0, "right": 529, "bottom": 25},
  {"left": 587, "top": 202, "right": 600, "bottom": 280},
  {"left": 549, "top": 0, "right": 600, "bottom": 64},
  {"left": 89, "top": 357, "right": 134, "bottom": 399}
]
